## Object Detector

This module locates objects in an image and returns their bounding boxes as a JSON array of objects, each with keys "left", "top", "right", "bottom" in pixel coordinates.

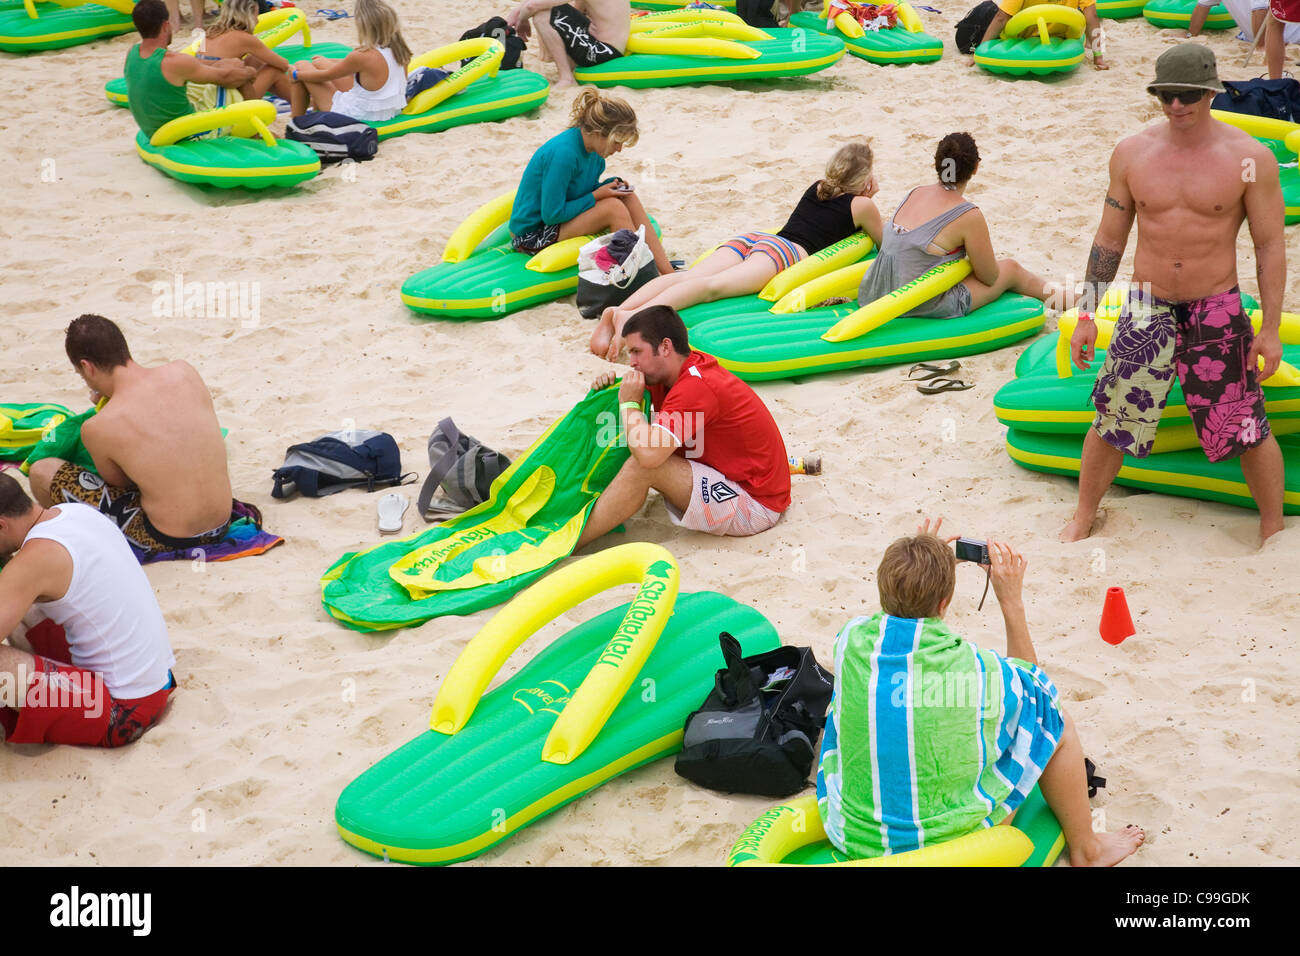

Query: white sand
[{"left": 1, "top": 1, "right": 1297, "bottom": 866}]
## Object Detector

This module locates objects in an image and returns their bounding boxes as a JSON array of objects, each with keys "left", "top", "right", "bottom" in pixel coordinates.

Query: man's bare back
[
  {"left": 1116, "top": 120, "right": 1275, "bottom": 302},
  {"left": 81, "top": 361, "right": 233, "bottom": 539},
  {"left": 573, "top": 0, "right": 630, "bottom": 52}
]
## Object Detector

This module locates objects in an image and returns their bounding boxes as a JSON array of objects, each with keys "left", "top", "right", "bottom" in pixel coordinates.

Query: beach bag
[
  {"left": 271, "top": 429, "right": 408, "bottom": 498},
  {"left": 736, "top": 0, "right": 780, "bottom": 27},
  {"left": 1211, "top": 78, "right": 1300, "bottom": 124},
  {"left": 416, "top": 418, "right": 512, "bottom": 521},
  {"left": 575, "top": 226, "right": 658, "bottom": 319},
  {"left": 955, "top": 0, "right": 998, "bottom": 53},
  {"left": 285, "top": 111, "right": 379, "bottom": 165},
  {"left": 459, "top": 16, "right": 526, "bottom": 69},
  {"left": 674, "top": 633, "right": 834, "bottom": 798}
]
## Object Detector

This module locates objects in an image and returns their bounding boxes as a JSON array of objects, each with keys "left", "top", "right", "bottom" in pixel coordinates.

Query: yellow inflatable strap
[
  {"left": 1055, "top": 309, "right": 1300, "bottom": 386},
  {"left": 1004, "top": 4, "right": 1084, "bottom": 39},
  {"left": 442, "top": 190, "right": 517, "bottom": 264},
  {"left": 834, "top": 12, "right": 865, "bottom": 38},
  {"left": 727, "top": 795, "right": 1033, "bottom": 867},
  {"left": 758, "top": 231, "right": 875, "bottom": 302},
  {"left": 1210, "top": 109, "right": 1300, "bottom": 146},
  {"left": 641, "top": 20, "right": 769, "bottom": 42},
  {"left": 428, "top": 542, "right": 681, "bottom": 766},
  {"left": 896, "top": 1, "right": 925, "bottom": 32},
  {"left": 388, "top": 468, "right": 555, "bottom": 597},
  {"left": 823, "top": 257, "right": 971, "bottom": 342},
  {"left": 525, "top": 233, "right": 598, "bottom": 273},
  {"left": 150, "top": 99, "right": 280, "bottom": 147},
  {"left": 95, "top": 0, "right": 134, "bottom": 12},
  {"left": 404, "top": 38, "right": 505, "bottom": 116},
  {"left": 626, "top": 33, "right": 761, "bottom": 59},
  {"left": 629, "top": 8, "right": 746, "bottom": 29},
  {"left": 770, "top": 258, "right": 872, "bottom": 314}
]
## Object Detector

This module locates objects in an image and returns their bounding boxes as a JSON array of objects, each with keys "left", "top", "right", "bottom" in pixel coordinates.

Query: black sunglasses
[{"left": 1156, "top": 88, "right": 1208, "bottom": 105}]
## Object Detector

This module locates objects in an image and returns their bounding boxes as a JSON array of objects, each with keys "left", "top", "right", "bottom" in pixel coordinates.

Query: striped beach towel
[{"left": 816, "top": 612, "right": 1064, "bottom": 858}]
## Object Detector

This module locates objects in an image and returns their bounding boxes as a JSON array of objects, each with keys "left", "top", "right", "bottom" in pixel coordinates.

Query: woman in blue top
[{"left": 509, "top": 88, "right": 673, "bottom": 276}]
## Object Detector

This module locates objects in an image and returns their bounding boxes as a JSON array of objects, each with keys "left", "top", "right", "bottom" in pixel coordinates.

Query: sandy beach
[{"left": 1, "top": 0, "right": 1298, "bottom": 867}]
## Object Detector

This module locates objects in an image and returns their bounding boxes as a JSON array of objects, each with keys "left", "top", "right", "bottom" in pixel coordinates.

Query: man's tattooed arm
[
  {"left": 1081, "top": 241, "right": 1122, "bottom": 313},
  {"left": 1104, "top": 195, "right": 1126, "bottom": 211}
]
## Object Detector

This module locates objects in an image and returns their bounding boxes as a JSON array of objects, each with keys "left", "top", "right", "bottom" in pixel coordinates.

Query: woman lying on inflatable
[{"left": 590, "top": 141, "right": 884, "bottom": 359}]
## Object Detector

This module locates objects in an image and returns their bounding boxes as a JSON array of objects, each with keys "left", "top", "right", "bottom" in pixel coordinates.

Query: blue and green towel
[{"left": 816, "top": 612, "right": 1064, "bottom": 858}]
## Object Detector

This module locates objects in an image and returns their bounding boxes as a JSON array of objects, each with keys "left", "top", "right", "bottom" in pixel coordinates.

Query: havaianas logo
[
  {"left": 594, "top": 561, "right": 674, "bottom": 668},
  {"left": 512, "top": 679, "right": 572, "bottom": 716},
  {"left": 400, "top": 527, "right": 498, "bottom": 575},
  {"left": 727, "top": 807, "right": 785, "bottom": 862}
]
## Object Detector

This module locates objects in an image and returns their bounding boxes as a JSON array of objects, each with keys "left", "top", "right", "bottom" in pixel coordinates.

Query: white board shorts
[{"left": 664, "top": 460, "right": 783, "bottom": 537}]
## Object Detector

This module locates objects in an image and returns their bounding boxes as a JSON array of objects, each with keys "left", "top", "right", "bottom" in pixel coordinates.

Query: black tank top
[{"left": 776, "top": 183, "right": 857, "bottom": 254}]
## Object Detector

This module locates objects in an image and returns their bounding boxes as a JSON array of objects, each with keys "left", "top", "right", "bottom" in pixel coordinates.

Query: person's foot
[
  {"left": 1059, "top": 513, "right": 1096, "bottom": 542},
  {"left": 1069, "top": 825, "right": 1144, "bottom": 867},
  {"left": 590, "top": 309, "right": 616, "bottom": 358},
  {"left": 554, "top": 75, "right": 578, "bottom": 90},
  {"left": 1093, "top": 56, "right": 1109, "bottom": 71},
  {"left": 1259, "top": 519, "right": 1285, "bottom": 548}
]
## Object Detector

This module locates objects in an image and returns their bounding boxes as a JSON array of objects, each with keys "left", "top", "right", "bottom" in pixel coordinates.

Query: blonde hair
[
  {"left": 569, "top": 88, "right": 639, "bottom": 148},
  {"left": 355, "top": 0, "right": 411, "bottom": 68},
  {"left": 816, "top": 141, "right": 873, "bottom": 201},
  {"left": 206, "top": 0, "right": 258, "bottom": 39},
  {"left": 876, "top": 533, "right": 956, "bottom": 618}
]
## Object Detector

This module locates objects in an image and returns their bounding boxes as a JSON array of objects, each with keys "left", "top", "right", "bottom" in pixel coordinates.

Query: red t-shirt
[{"left": 648, "top": 352, "right": 791, "bottom": 512}]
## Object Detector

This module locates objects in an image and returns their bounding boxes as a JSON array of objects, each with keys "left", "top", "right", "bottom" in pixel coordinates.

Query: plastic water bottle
[{"left": 788, "top": 455, "right": 821, "bottom": 476}]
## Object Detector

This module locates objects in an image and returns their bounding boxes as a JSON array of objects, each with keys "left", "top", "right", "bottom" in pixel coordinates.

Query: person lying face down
[
  {"left": 26, "top": 314, "right": 239, "bottom": 562},
  {"left": 123, "top": 0, "right": 255, "bottom": 139},
  {"left": 575, "top": 305, "right": 791, "bottom": 549},
  {"left": 815, "top": 518, "right": 1145, "bottom": 866},
  {"left": 0, "top": 475, "right": 176, "bottom": 748}
]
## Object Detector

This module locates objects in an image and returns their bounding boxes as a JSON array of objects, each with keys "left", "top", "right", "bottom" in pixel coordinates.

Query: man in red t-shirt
[{"left": 574, "top": 305, "right": 791, "bottom": 550}]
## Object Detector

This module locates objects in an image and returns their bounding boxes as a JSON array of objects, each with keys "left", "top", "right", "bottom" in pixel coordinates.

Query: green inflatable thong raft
[
  {"left": 335, "top": 542, "right": 783, "bottom": 865},
  {"left": 321, "top": 386, "right": 632, "bottom": 631}
]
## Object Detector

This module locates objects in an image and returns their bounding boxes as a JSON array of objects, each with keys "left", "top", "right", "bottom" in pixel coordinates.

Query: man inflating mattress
[{"left": 576, "top": 305, "right": 791, "bottom": 548}]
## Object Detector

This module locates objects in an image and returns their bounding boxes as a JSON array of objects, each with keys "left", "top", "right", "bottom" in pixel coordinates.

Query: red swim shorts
[
  {"left": 0, "top": 621, "right": 174, "bottom": 747},
  {"left": 1272, "top": 0, "right": 1300, "bottom": 23}
]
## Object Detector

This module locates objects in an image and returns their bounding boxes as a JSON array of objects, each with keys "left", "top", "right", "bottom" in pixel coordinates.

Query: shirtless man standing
[
  {"left": 27, "top": 315, "right": 240, "bottom": 561},
  {"left": 1061, "top": 45, "right": 1287, "bottom": 547},
  {"left": 507, "top": 0, "right": 630, "bottom": 88}
]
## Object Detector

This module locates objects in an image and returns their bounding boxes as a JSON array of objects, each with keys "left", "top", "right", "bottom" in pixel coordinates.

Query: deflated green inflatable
[
  {"left": 18, "top": 404, "right": 98, "bottom": 474},
  {"left": 1, "top": 403, "right": 73, "bottom": 462},
  {"left": 336, "top": 588, "right": 781, "bottom": 865},
  {"left": 321, "top": 387, "right": 632, "bottom": 631},
  {"left": 787, "top": 10, "right": 942, "bottom": 65},
  {"left": 680, "top": 294, "right": 1046, "bottom": 382}
]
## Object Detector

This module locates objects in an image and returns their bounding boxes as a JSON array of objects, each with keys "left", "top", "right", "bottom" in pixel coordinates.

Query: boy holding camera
[{"left": 815, "top": 518, "right": 1144, "bottom": 865}]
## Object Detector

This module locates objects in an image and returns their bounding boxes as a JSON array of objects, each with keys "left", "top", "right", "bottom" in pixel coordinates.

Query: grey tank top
[{"left": 857, "top": 188, "right": 975, "bottom": 318}]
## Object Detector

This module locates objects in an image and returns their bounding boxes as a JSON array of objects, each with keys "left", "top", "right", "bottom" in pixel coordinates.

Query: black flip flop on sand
[
  {"left": 907, "top": 360, "right": 960, "bottom": 382},
  {"left": 916, "top": 378, "right": 974, "bottom": 395}
]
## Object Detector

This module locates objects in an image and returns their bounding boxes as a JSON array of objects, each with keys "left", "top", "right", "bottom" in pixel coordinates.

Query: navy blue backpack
[
  {"left": 285, "top": 111, "right": 379, "bottom": 165},
  {"left": 271, "top": 429, "right": 409, "bottom": 498}
]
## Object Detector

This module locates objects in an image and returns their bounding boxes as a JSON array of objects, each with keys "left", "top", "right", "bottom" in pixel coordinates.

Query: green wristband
[{"left": 619, "top": 401, "right": 642, "bottom": 415}]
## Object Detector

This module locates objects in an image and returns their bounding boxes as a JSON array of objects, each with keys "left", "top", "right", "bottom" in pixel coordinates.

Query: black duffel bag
[
  {"left": 674, "top": 633, "right": 834, "bottom": 798},
  {"left": 1211, "top": 78, "right": 1300, "bottom": 124}
]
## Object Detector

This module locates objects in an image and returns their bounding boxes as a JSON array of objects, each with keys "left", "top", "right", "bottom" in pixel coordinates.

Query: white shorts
[{"left": 665, "top": 460, "right": 783, "bottom": 537}]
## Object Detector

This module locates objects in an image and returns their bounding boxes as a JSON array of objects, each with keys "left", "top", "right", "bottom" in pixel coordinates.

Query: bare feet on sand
[
  {"left": 1059, "top": 509, "right": 1106, "bottom": 542},
  {"left": 1070, "top": 825, "right": 1145, "bottom": 867}
]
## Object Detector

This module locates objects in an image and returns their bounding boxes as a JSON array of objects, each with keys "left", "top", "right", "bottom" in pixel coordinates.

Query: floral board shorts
[{"left": 1090, "top": 285, "right": 1270, "bottom": 463}]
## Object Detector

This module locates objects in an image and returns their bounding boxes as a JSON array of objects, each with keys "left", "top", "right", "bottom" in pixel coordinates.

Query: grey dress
[{"left": 856, "top": 188, "right": 975, "bottom": 319}]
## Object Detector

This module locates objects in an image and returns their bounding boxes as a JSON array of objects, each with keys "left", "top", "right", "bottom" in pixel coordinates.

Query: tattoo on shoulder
[{"left": 1105, "top": 195, "right": 1126, "bottom": 211}]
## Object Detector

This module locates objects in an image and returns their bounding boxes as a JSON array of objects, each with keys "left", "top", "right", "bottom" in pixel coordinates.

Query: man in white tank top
[{"left": 0, "top": 475, "right": 175, "bottom": 747}]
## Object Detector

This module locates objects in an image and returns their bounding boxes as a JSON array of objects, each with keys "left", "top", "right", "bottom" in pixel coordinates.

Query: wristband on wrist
[
  {"left": 619, "top": 401, "right": 642, "bottom": 414},
  {"left": 292, "top": 68, "right": 298, "bottom": 80},
  {"left": 1077, "top": 310, "right": 1094, "bottom": 322}
]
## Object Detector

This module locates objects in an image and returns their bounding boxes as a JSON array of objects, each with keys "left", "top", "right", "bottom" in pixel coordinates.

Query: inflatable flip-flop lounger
[
  {"left": 1211, "top": 111, "right": 1300, "bottom": 226},
  {"left": 1094, "top": 0, "right": 1144, "bottom": 18},
  {"left": 788, "top": 2, "right": 942, "bottom": 65},
  {"left": 322, "top": 386, "right": 632, "bottom": 631},
  {"left": 0, "top": 402, "right": 72, "bottom": 462},
  {"left": 727, "top": 785, "right": 1064, "bottom": 866},
  {"left": 1143, "top": 0, "right": 1235, "bottom": 29},
  {"left": 995, "top": 298, "right": 1300, "bottom": 515},
  {"left": 676, "top": 233, "right": 1044, "bottom": 380},
  {"left": 574, "top": 8, "right": 845, "bottom": 88},
  {"left": 402, "top": 191, "right": 662, "bottom": 318},
  {"left": 0, "top": 0, "right": 134, "bottom": 53},
  {"left": 336, "top": 543, "right": 783, "bottom": 865},
  {"left": 974, "top": 4, "right": 1085, "bottom": 76}
]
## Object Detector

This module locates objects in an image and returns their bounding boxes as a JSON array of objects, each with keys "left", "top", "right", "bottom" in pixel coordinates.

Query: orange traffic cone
[{"left": 1100, "top": 587, "right": 1135, "bottom": 645}]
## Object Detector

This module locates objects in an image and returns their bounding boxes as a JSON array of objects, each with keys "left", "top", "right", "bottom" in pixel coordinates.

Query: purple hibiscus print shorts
[{"left": 1090, "top": 285, "right": 1271, "bottom": 462}]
